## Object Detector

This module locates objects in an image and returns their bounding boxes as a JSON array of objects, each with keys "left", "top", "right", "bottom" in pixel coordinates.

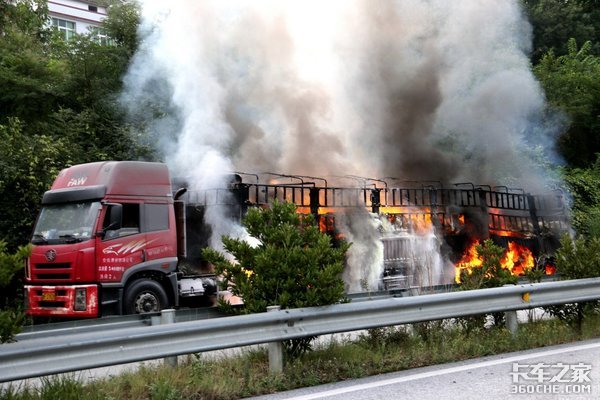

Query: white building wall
[{"left": 47, "top": 0, "right": 108, "bottom": 35}]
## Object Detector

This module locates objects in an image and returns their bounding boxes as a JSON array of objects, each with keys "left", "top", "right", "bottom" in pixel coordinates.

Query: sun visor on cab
[{"left": 42, "top": 185, "right": 107, "bottom": 205}]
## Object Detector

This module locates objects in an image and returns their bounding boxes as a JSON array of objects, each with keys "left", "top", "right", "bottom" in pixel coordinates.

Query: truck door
[
  {"left": 142, "top": 203, "right": 177, "bottom": 264},
  {"left": 96, "top": 203, "right": 146, "bottom": 283}
]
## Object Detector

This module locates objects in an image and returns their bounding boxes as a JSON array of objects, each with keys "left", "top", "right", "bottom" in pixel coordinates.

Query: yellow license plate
[{"left": 42, "top": 292, "right": 56, "bottom": 301}]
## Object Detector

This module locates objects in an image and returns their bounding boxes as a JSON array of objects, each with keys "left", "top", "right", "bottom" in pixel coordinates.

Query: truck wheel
[{"left": 124, "top": 279, "right": 169, "bottom": 314}]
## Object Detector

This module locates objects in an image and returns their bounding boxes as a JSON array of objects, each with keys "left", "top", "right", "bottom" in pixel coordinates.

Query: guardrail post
[
  {"left": 505, "top": 310, "right": 518, "bottom": 336},
  {"left": 267, "top": 305, "right": 283, "bottom": 374},
  {"left": 160, "top": 309, "right": 178, "bottom": 366},
  {"left": 503, "top": 284, "right": 519, "bottom": 337}
]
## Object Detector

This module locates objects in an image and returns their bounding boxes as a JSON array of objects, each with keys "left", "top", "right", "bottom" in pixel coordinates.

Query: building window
[
  {"left": 51, "top": 17, "right": 76, "bottom": 40},
  {"left": 88, "top": 5, "right": 98, "bottom": 12},
  {"left": 89, "top": 27, "right": 114, "bottom": 46}
]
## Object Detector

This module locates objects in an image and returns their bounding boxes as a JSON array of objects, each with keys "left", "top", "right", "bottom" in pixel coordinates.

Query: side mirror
[
  {"left": 108, "top": 204, "right": 123, "bottom": 231},
  {"left": 97, "top": 203, "right": 123, "bottom": 238}
]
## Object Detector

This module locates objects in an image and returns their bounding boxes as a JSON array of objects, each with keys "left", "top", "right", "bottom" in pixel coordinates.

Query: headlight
[{"left": 74, "top": 288, "right": 87, "bottom": 311}]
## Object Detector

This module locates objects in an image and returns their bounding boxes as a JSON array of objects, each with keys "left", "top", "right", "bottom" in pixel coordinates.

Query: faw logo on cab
[{"left": 67, "top": 177, "right": 88, "bottom": 186}]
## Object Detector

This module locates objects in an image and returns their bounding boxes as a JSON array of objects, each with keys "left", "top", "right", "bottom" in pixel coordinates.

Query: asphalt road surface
[{"left": 251, "top": 339, "right": 600, "bottom": 400}]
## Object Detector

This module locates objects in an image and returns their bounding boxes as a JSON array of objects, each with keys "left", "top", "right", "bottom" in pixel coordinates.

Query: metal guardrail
[
  {"left": 15, "top": 277, "right": 548, "bottom": 341},
  {"left": 14, "top": 287, "right": 453, "bottom": 342},
  {"left": 16, "top": 314, "right": 152, "bottom": 342},
  {"left": 16, "top": 307, "right": 227, "bottom": 341},
  {"left": 2, "top": 277, "right": 600, "bottom": 382}
]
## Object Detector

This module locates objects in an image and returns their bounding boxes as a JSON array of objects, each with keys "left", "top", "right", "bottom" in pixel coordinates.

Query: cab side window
[
  {"left": 103, "top": 203, "right": 140, "bottom": 240},
  {"left": 144, "top": 204, "right": 169, "bottom": 232}
]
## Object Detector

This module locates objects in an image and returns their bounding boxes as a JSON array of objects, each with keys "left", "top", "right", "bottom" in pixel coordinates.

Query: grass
[{"left": 3, "top": 314, "right": 600, "bottom": 400}]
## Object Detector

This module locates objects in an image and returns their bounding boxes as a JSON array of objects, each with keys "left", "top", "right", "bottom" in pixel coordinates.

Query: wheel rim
[{"left": 134, "top": 291, "right": 160, "bottom": 313}]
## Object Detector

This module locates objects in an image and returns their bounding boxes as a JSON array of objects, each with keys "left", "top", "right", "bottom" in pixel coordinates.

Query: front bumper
[{"left": 25, "top": 284, "right": 99, "bottom": 318}]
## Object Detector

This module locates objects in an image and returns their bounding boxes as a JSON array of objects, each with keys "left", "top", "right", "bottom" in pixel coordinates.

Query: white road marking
[{"left": 282, "top": 341, "right": 600, "bottom": 400}]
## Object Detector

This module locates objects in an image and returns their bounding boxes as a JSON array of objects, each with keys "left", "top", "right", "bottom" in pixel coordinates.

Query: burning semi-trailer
[
  {"left": 24, "top": 161, "right": 569, "bottom": 318},
  {"left": 194, "top": 172, "right": 568, "bottom": 290}
]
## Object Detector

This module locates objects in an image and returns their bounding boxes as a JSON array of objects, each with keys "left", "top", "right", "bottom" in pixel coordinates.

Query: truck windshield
[{"left": 32, "top": 201, "right": 101, "bottom": 244}]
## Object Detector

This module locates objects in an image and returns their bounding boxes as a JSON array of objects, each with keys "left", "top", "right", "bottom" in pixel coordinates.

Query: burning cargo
[{"left": 184, "top": 172, "right": 569, "bottom": 292}]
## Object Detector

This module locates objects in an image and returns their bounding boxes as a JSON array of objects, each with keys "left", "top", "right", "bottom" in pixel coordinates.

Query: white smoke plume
[
  {"left": 337, "top": 211, "right": 384, "bottom": 293},
  {"left": 123, "top": 0, "right": 554, "bottom": 186},
  {"left": 121, "top": 0, "right": 559, "bottom": 286}
]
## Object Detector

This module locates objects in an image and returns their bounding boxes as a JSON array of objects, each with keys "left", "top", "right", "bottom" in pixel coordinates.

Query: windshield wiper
[
  {"left": 31, "top": 234, "right": 47, "bottom": 244},
  {"left": 59, "top": 234, "right": 83, "bottom": 243}
]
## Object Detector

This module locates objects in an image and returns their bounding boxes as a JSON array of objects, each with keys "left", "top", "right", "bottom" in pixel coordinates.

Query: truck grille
[{"left": 32, "top": 263, "right": 72, "bottom": 280}]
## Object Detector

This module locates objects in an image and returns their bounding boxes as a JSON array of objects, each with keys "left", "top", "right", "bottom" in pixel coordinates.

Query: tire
[{"left": 124, "top": 279, "right": 169, "bottom": 314}]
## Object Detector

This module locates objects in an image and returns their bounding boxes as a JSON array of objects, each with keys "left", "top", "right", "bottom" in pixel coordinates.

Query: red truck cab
[{"left": 25, "top": 161, "right": 179, "bottom": 318}]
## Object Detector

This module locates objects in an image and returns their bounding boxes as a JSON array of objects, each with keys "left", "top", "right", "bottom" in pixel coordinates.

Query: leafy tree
[
  {"left": 0, "top": 1, "right": 64, "bottom": 124},
  {"left": 0, "top": 118, "right": 72, "bottom": 249},
  {"left": 203, "top": 201, "right": 349, "bottom": 357},
  {"left": 102, "top": 0, "right": 141, "bottom": 56},
  {"left": 59, "top": 36, "right": 129, "bottom": 107},
  {"left": 522, "top": 0, "right": 599, "bottom": 63},
  {"left": 47, "top": 34, "right": 155, "bottom": 162},
  {"left": 544, "top": 234, "right": 600, "bottom": 333},
  {"left": 534, "top": 39, "right": 600, "bottom": 167},
  {"left": 0, "top": 0, "right": 50, "bottom": 38},
  {"left": 562, "top": 156, "right": 600, "bottom": 237}
]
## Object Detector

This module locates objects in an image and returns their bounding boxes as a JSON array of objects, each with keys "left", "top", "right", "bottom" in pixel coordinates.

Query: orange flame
[
  {"left": 381, "top": 207, "right": 436, "bottom": 234},
  {"left": 545, "top": 264, "right": 556, "bottom": 275},
  {"left": 501, "top": 241, "right": 534, "bottom": 275},
  {"left": 455, "top": 240, "right": 535, "bottom": 283},
  {"left": 489, "top": 229, "right": 530, "bottom": 239},
  {"left": 455, "top": 240, "right": 483, "bottom": 283}
]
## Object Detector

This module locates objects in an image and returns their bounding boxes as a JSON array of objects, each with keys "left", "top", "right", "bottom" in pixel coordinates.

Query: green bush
[
  {"left": 0, "top": 241, "right": 30, "bottom": 288},
  {"left": 457, "top": 239, "right": 518, "bottom": 290},
  {"left": 544, "top": 234, "right": 600, "bottom": 333},
  {"left": 456, "top": 239, "right": 517, "bottom": 332},
  {"left": 0, "top": 240, "right": 30, "bottom": 343},
  {"left": 203, "top": 200, "right": 349, "bottom": 357},
  {"left": 0, "top": 308, "right": 25, "bottom": 343}
]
